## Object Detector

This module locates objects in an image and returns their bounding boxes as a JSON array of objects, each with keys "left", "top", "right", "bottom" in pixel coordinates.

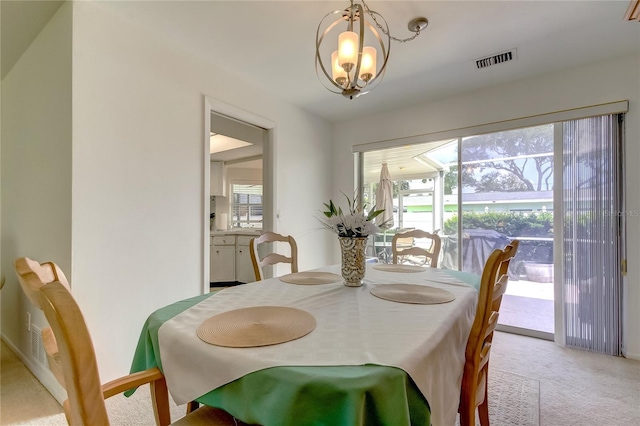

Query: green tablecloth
[{"left": 128, "top": 270, "right": 480, "bottom": 426}]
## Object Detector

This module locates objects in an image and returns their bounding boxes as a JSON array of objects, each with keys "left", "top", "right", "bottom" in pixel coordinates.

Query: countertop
[{"left": 210, "top": 229, "right": 262, "bottom": 237}]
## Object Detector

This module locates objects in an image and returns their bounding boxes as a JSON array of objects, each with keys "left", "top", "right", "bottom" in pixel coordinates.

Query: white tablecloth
[{"left": 158, "top": 265, "right": 477, "bottom": 426}]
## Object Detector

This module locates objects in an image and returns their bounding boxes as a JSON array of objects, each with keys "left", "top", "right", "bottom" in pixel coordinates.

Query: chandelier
[{"left": 315, "top": 0, "right": 428, "bottom": 99}]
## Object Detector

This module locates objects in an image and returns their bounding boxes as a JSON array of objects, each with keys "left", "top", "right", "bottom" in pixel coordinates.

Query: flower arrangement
[{"left": 320, "top": 194, "right": 386, "bottom": 238}]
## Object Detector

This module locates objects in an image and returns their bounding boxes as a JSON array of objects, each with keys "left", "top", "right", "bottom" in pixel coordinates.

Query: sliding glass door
[
  {"left": 361, "top": 130, "right": 557, "bottom": 337},
  {"left": 359, "top": 111, "right": 625, "bottom": 354},
  {"left": 456, "top": 125, "right": 555, "bottom": 336}
]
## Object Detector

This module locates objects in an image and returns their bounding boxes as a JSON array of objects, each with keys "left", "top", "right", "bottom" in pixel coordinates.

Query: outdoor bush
[
  {"left": 443, "top": 211, "right": 555, "bottom": 270},
  {"left": 443, "top": 211, "right": 553, "bottom": 237}
]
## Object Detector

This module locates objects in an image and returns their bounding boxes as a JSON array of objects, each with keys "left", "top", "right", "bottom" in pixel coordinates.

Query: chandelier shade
[
  {"left": 315, "top": 0, "right": 427, "bottom": 100},
  {"left": 315, "top": 2, "right": 390, "bottom": 99}
]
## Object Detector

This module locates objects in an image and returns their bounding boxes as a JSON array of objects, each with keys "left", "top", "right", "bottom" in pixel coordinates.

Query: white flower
[
  {"left": 323, "top": 212, "right": 380, "bottom": 238},
  {"left": 320, "top": 195, "right": 385, "bottom": 238}
]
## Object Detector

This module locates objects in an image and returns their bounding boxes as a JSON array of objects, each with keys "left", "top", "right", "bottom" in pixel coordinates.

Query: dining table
[{"left": 128, "top": 264, "right": 480, "bottom": 426}]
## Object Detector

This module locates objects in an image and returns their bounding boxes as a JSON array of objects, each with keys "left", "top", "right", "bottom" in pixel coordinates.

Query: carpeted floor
[
  {"left": 481, "top": 370, "right": 539, "bottom": 425},
  {"left": 0, "top": 341, "right": 65, "bottom": 425},
  {"left": 0, "top": 340, "right": 186, "bottom": 425},
  {"left": 493, "top": 332, "right": 640, "bottom": 426},
  {"left": 1, "top": 340, "right": 537, "bottom": 426},
  {"left": 3, "top": 331, "right": 640, "bottom": 425},
  {"left": 455, "top": 369, "right": 539, "bottom": 426},
  {"left": 1, "top": 359, "right": 537, "bottom": 426}
]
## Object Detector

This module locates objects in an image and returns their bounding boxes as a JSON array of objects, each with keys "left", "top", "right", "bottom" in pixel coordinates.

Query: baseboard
[
  {"left": 496, "top": 324, "right": 554, "bottom": 341},
  {"left": 1, "top": 333, "right": 67, "bottom": 405},
  {"left": 622, "top": 347, "right": 640, "bottom": 360},
  {"left": 210, "top": 281, "right": 244, "bottom": 287}
]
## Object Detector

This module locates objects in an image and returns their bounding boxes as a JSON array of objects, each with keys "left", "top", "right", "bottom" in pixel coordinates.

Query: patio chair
[
  {"left": 459, "top": 239, "right": 520, "bottom": 426},
  {"left": 391, "top": 229, "right": 441, "bottom": 267},
  {"left": 250, "top": 231, "right": 298, "bottom": 280}
]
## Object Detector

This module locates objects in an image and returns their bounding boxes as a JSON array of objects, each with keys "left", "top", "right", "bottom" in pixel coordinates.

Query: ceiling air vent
[{"left": 475, "top": 49, "right": 517, "bottom": 69}]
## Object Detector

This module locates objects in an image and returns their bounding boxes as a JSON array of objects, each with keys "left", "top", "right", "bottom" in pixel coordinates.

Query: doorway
[
  {"left": 457, "top": 125, "right": 555, "bottom": 339},
  {"left": 209, "top": 112, "right": 265, "bottom": 231},
  {"left": 203, "top": 97, "right": 275, "bottom": 293}
]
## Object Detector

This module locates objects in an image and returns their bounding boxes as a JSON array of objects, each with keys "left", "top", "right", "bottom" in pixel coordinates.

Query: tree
[
  {"left": 393, "top": 180, "right": 410, "bottom": 198},
  {"left": 444, "top": 165, "right": 476, "bottom": 195},
  {"left": 565, "top": 117, "right": 612, "bottom": 190},
  {"left": 371, "top": 180, "right": 410, "bottom": 200},
  {"left": 476, "top": 171, "right": 530, "bottom": 192},
  {"left": 459, "top": 125, "right": 554, "bottom": 192}
]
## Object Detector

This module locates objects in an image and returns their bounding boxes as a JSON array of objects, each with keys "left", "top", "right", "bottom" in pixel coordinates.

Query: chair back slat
[
  {"left": 492, "top": 275, "right": 509, "bottom": 302},
  {"left": 478, "top": 342, "right": 492, "bottom": 372},
  {"left": 391, "top": 229, "right": 441, "bottom": 267},
  {"left": 250, "top": 232, "right": 298, "bottom": 281},
  {"left": 483, "top": 312, "right": 500, "bottom": 340},
  {"left": 259, "top": 253, "right": 292, "bottom": 267}
]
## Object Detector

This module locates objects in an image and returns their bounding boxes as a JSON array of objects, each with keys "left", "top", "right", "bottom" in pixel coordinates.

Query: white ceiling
[
  {"left": 89, "top": 0, "right": 639, "bottom": 123},
  {"left": 362, "top": 138, "right": 455, "bottom": 184},
  {"left": 4, "top": 1, "right": 637, "bottom": 169},
  {"left": 2, "top": 1, "right": 638, "bottom": 124}
]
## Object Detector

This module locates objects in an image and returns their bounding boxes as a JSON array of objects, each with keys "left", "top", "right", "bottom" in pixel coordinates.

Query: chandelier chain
[{"left": 361, "top": 0, "right": 421, "bottom": 43}]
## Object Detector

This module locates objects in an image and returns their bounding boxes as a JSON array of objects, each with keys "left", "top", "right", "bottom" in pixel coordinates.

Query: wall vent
[
  {"left": 475, "top": 49, "right": 517, "bottom": 69},
  {"left": 30, "top": 325, "right": 47, "bottom": 365}
]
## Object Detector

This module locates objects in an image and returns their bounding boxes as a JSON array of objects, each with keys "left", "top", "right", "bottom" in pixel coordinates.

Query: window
[
  {"left": 358, "top": 111, "right": 626, "bottom": 352},
  {"left": 231, "top": 183, "right": 263, "bottom": 228}
]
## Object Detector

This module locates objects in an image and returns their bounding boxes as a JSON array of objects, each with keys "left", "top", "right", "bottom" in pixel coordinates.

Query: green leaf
[
  {"left": 323, "top": 199, "right": 344, "bottom": 217},
  {"left": 366, "top": 209, "right": 385, "bottom": 221}
]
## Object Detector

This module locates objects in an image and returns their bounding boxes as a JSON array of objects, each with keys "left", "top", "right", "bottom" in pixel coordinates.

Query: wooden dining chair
[
  {"left": 249, "top": 231, "right": 298, "bottom": 281},
  {"left": 14, "top": 257, "right": 72, "bottom": 387},
  {"left": 39, "top": 281, "right": 242, "bottom": 426},
  {"left": 458, "top": 239, "right": 520, "bottom": 426},
  {"left": 391, "top": 229, "right": 442, "bottom": 267}
]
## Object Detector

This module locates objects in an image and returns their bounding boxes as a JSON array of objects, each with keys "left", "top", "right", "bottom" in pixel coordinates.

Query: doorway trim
[
  {"left": 553, "top": 122, "right": 565, "bottom": 345},
  {"left": 203, "top": 96, "right": 276, "bottom": 293},
  {"left": 352, "top": 101, "right": 628, "bottom": 154}
]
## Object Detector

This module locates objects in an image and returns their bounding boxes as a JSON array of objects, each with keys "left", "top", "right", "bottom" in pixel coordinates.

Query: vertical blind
[{"left": 562, "top": 114, "right": 624, "bottom": 355}]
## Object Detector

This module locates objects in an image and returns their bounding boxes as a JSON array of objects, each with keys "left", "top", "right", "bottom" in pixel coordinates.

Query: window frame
[{"left": 229, "top": 179, "right": 263, "bottom": 229}]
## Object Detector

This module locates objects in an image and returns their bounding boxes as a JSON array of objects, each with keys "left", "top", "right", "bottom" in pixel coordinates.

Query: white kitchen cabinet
[
  {"left": 210, "top": 161, "right": 226, "bottom": 196},
  {"left": 236, "top": 236, "right": 256, "bottom": 283},
  {"left": 210, "top": 233, "right": 262, "bottom": 284},
  {"left": 210, "top": 236, "right": 235, "bottom": 282}
]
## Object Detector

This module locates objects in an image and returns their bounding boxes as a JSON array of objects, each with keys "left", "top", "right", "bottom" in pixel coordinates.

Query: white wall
[
  {"left": 1, "top": 0, "right": 333, "bottom": 390},
  {"left": 333, "top": 54, "right": 640, "bottom": 358},
  {"left": 0, "top": 2, "right": 72, "bottom": 396},
  {"left": 70, "top": 2, "right": 334, "bottom": 382}
]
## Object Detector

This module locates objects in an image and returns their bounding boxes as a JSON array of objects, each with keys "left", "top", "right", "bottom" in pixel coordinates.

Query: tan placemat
[
  {"left": 370, "top": 284, "right": 456, "bottom": 304},
  {"left": 197, "top": 306, "right": 316, "bottom": 347},
  {"left": 373, "top": 264, "right": 427, "bottom": 273},
  {"left": 279, "top": 272, "right": 342, "bottom": 285}
]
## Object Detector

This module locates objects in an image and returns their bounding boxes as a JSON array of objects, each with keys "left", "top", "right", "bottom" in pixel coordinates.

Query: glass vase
[{"left": 338, "top": 236, "right": 368, "bottom": 287}]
